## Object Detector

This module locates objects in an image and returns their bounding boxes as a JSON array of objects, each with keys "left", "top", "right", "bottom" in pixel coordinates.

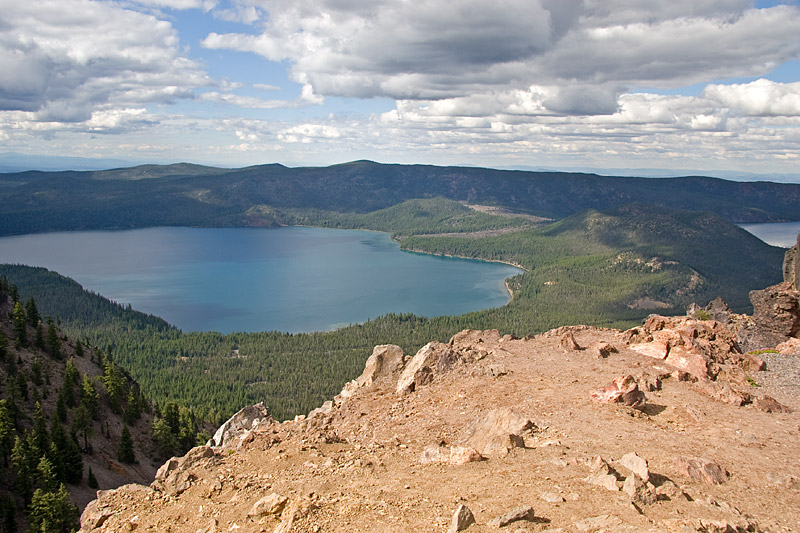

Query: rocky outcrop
[
  {"left": 77, "top": 316, "right": 800, "bottom": 532},
  {"left": 339, "top": 344, "right": 404, "bottom": 399},
  {"left": 784, "top": 231, "right": 799, "bottom": 290},
  {"left": 208, "top": 402, "right": 273, "bottom": 448}
]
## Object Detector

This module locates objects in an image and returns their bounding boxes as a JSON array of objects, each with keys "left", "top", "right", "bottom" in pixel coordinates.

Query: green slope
[{"left": 0, "top": 202, "right": 784, "bottom": 422}]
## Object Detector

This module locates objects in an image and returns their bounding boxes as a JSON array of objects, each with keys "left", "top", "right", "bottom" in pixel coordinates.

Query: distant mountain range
[
  {"left": 3, "top": 152, "right": 799, "bottom": 184},
  {"left": 1, "top": 160, "right": 800, "bottom": 236}
]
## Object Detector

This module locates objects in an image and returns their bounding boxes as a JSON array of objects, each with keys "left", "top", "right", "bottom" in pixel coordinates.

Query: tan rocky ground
[{"left": 79, "top": 314, "right": 800, "bottom": 532}]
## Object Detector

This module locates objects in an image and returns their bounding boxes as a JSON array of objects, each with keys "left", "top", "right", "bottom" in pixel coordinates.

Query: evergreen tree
[
  {"left": 64, "top": 358, "right": 78, "bottom": 386},
  {"left": 87, "top": 467, "right": 98, "bottom": 489},
  {"left": 0, "top": 401, "right": 13, "bottom": 467},
  {"left": 24, "top": 298, "right": 40, "bottom": 327},
  {"left": 34, "top": 324, "right": 45, "bottom": 351},
  {"left": 45, "top": 323, "right": 60, "bottom": 360},
  {"left": 10, "top": 437, "right": 32, "bottom": 500},
  {"left": 74, "top": 340, "right": 84, "bottom": 358},
  {"left": 31, "top": 403, "right": 49, "bottom": 456},
  {"left": 11, "top": 303, "right": 26, "bottom": 348},
  {"left": 70, "top": 405, "right": 92, "bottom": 452},
  {"left": 36, "top": 456, "right": 57, "bottom": 492},
  {"left": 27, "top": 484, "right": 78, "bottom": 533},
  {"left": 117, "top": 425, "right": 135, "bottom": 464},
  {"left": 0, "top": 491, "right": 17, "bottom": 533},
  {"left": 151, "top": 418, "right": 177, "bottom": 457},
  {"left": 123, "top": 389, "right": 141, "bottom": 425},
  {"left": 79, "top": 375, "right": 99, "bottom": 419},
  {"left": 30, "top": 357, "right": 43, "bottom": 387}
]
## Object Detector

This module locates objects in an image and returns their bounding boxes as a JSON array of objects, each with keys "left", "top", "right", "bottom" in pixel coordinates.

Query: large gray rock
[{"left": 209, "top": 402, "right": 273, "bottom": 448}]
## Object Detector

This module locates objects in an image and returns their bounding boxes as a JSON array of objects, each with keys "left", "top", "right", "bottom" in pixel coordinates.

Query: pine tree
[
  {"left": 74, "top": 340, "right": 84, "bottom": 358},
  {"left": 45, "top": 323, "right": 60, "bottom": 360},
  {"left": 70, "top": 405, "right": 92, "bottom": 452},
  {"left": 80, "top": 375, "right": 99, "bottom": 419},
  {"left": 24, "top": 298, "right": 40, "bottom": 327},
  {"left": 0, "top": 400, "right": 14, "bottom": 467},
  {"left": 117, "top": 425, "right": 135, "bottom": 464},
  {"left": 36, "top": 456, "right": 57, "bottom": 492},
  {"left": 87, "top": 467, "right": 98, "bottom": 489},
  {"left": 11, "top": 303, "right": 26, "bottom": 348},
  {"left": 27, "top": 483, "right": 78, "bottom": 533}
]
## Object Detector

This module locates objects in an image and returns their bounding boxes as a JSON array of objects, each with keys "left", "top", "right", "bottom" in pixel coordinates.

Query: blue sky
[{"left": 1, "top": 0, "right": 799, "bottom": 177}]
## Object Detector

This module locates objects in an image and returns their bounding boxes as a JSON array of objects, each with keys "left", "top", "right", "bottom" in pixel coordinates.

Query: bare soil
[{"left": 82, "top": 325, "right": 800, "bottom": 532}]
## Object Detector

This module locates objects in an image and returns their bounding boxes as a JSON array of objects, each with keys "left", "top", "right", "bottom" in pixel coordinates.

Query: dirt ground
[{"left": 80, "top": 323, "right": 800, "bottom": 532}]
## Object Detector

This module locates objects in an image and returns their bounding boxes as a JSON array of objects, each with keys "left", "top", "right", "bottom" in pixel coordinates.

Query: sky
[{"left": 1, "top": 0, "right": 799, "bottom": 176}]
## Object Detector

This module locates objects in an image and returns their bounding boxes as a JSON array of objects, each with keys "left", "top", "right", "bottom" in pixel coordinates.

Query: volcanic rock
[
  {"left": 339, "top": 344, "right": 404, "bottom": 399},
  {"left": 784, "top": 231, "right": 799, "bottom": 290},
  {"left": 674, "top": 456, "right": 729, "bottom": 484},
  {"left": 460, "top": 407, "right": 535, "bottom": 456},
  {"left": 209, "top": 402, "right": 273, "bottom": 448},
  {"left": 448, "top": 504, "right": 475, "bottom": 533},
  {"left": 590, "top": 375, "right": 646, "bottom": 408}
]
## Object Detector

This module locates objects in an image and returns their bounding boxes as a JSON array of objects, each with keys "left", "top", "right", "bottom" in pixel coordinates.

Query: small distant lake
[
  {"left": 0, "top": 226, "right": 522, "bottom": 333},
  {"left": 739, "top": 221, "right": 800, "bottom": 248}
]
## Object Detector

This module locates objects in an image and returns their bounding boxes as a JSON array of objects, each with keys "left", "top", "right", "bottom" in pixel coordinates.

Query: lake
[
  {"left": 0, "top": 226, "right": 522, "bottom": 333},
  {"left": 739, "top": 221, "right": 800, "bottom": 248}
]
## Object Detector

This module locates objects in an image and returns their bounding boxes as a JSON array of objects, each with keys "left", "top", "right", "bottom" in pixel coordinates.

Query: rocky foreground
[{"left": 79, "top": 247, "right": 800, "bottom": 532}]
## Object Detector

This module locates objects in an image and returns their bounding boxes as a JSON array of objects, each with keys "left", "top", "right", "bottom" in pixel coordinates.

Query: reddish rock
[
  {"left": 674, "top": 456, "right": 729, "bottom": 484},
  {"left": 664, "top": 346, "right": 710, "bottom": 380},
  {"left": 629, "top": 340, "right": 669, "bottom": 360},
  {"left": 740, "top": 353, "right": 766, "bottom": 372},
  {"left": 590, "top": 375, "right": 646, "bottom": 408},
  {"left": 694, "top": 380, "right": 750, "bottom": 406},
  {"left": 755, "top": 396, "right": 793, "bottom": 413},
  {"left": 587, "top": 341, "right": 617, "bottom": 358},
  {"left": 749, "top": 281, "right": 800, "bottom": 338}
]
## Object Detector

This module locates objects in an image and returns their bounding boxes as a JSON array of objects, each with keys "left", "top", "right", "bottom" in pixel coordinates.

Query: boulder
[
  {"left": 705, "top": 297, "right": 732, "bottom": 324},
  {"left": 209, "top": 403, "right": 273, "bottom": 448},
  {"left": 587, "top": 341, "right": 617, "bottom": 358},
  {"left": 674, "top": 456, "right": 728, "bottom": 484},
  {"left": 448, "top": 504, "right": 475, "bottom": 533},
  {"left": 79, "top": 500, "right": 113, "bottom": 531},
  {"left": 618, "top": 452, "right": 649, "bottom": 482},
  {"left": 488, "top": 506, "right": 536, "bottom": 528},
  {"left": 749, "top": 281, "right": 800, "bottom": 339},
  {"left": 590, "top": 375, "right": 646, "bottom": 408},
  {"left": 339, "top": 344, "right": 404, "bottom": 398},
  {"left": 460, "top": 407, "right": 535, "bottom": 456},
  {"left": 153, "top": 446, "right": 215, "bottom": 496},
  {"left": 755, "top": 396, "right": 793, "bottom": 413},
  {"left": 784, "top": 231, "right": 799, "bottom": 290},
  {"left": 397, "top": 341, "right": 459, "bottom": 395},
  {"left": 419, "top": 445, "right": 483, "bottom": 465},
  {"left": 560, "top": 331, "right": 581, "bottom": 351},
  {"left": 622, "top": 474, "right": 657, "bottom": 505},
  {"left": 248, "top": 493, "right": 288, "bottom": 517}
]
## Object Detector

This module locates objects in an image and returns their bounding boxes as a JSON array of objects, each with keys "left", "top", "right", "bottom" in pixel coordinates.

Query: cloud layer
[{"left": 0, "top": 0, "right": 798, "bottom": 175}]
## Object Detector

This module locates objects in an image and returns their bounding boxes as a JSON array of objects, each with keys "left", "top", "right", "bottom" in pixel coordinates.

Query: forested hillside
[
  {"left": 1, "top": 203, "right": 784, "bottom": 424},
  {"left": 0, "top": 278, "right": 210, "bottom": 530},
  {"left": 2, "top": 161, "right": 800, "bottom": 236}
]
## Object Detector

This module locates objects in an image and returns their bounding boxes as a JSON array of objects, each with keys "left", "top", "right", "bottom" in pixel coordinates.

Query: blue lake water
[
  {"left": 739, "top": 221, "right": 800, "bottom": 248},
  {"left": 0, "top": 226, "right": 522, "bottom": 333}
]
